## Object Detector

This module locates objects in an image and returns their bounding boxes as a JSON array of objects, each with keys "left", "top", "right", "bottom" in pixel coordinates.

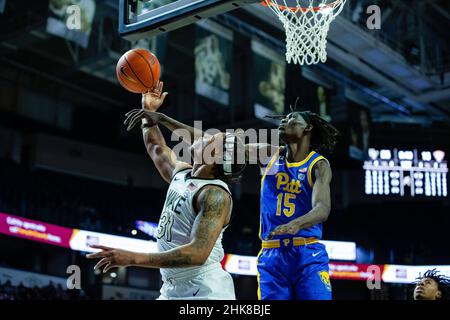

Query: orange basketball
[{"left": 116, "top": 48, "right": 161, "bottom": 94}]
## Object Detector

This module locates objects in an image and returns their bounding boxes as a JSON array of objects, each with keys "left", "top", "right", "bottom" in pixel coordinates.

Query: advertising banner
[
  {"left": 0, "top": 212, "right": 73, "bottom": 248},
  {"left": 329, "top": 262, "right": 384, "bottom": 281},
  {"left": 0, "top": 212, "right": 156, "bottom": 254},
  {"left": 69, "top": 229, "right": 157, "bottom": 253},
  {"left": 382, "top": 265, "right": 450, "bottom": 284}
]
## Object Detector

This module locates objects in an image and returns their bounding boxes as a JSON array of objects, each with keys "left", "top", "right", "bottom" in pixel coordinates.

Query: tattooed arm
[
  {"left": 123, "top": 81, "right": 191, "bottom": 184},
  {"left": 86, "top": 186, "right": 231, "bottom": 271}
]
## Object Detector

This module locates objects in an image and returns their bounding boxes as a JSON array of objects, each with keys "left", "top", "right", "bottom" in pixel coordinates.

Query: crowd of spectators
[{"left": 0, "top": 280, "right": 88, "bottom": 300}]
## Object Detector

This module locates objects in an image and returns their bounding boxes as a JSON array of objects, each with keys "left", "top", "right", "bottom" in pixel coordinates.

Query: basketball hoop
[{"left": 262, "top": 0, "right": 347, "bottom": 65}]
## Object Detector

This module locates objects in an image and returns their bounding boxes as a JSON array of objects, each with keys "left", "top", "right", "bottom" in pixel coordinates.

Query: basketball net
[{"left": 263, "top": 0, "right": 347, "bottom": 65}]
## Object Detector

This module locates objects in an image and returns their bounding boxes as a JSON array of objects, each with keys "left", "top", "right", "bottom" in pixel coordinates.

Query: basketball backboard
[{"left": 119, "top": 0, "right": 259, "bottom": 41}]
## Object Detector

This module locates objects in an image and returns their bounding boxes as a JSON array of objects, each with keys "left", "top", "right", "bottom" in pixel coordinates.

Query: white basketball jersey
[{"left": 157, "top": 169, "right": 232, "bottom": 281}]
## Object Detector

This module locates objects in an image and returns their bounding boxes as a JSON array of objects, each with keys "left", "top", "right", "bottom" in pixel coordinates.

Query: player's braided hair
[
  {"left": 415, "top": 269, "right": 450, "bottom": 300},
  {"left": 266, "top": 98, "right": 339, "bottom": 155}
]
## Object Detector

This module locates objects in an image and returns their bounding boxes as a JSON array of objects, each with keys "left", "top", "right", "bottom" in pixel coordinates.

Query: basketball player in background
[
  {"left": 131, "top": 98, "right": 339, "bottom": 300},
  {"left": 413, "top": 269, "right": 450, "bottom": 300},
  {"left": 87, "top": 82, "right": 245, "bottom": 300}
]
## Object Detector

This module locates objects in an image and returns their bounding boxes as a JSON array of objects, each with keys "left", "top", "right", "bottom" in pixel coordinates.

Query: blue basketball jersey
[{"left": 259, "top": 147, "right": 328, "bottom": 241}]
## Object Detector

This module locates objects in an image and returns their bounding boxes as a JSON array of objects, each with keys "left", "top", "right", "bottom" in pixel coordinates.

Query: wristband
[{"left": 141, "top": 118, "right": 152, "bottom": 130}]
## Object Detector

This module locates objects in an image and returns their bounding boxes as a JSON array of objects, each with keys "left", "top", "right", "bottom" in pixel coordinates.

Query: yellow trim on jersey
[
  {"left": 260, "top": 147, "right": 282, "bottom": 192},
  {"left": 307, "top": 156, "right": 326, "bottom": 188},
  {"left": 256, "top": 248, "right": 263, "bottom": 300},
  {"left": 258, "top": 216, "right": 262, "bottom": 241},
  {"left": 285, "top": 151, "right": 316, "bottom": 168},
  {"left": 261, "top": 237, "right": 319, "bottom": 249}
]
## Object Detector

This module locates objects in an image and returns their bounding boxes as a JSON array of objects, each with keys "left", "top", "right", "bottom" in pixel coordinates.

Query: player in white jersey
[{"left": 87, "top": 81, "right": 245, "bottom": 300}]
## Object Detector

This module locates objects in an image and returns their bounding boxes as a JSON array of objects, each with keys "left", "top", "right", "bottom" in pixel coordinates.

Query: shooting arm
[
  {"left": 142, "top": 122, "right": 186, "bottom": 184},
  {"left": 159, "top": 113, "right": 209, "bottom": 145}
]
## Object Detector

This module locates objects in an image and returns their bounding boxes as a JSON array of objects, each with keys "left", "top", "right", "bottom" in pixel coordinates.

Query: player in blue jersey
[
  {"left": 130, "top": 99, "right": 339, "bottom": 300},
  {"left": 251, "top": 110, "right": 339, "bottom": 300}
]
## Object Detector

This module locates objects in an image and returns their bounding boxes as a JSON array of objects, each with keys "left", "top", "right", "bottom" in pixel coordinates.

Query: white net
[{"left": 264, "top": 0, "right": 346, "bottom": 65}]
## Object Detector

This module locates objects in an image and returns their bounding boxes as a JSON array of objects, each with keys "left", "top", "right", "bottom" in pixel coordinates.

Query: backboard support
[{"left": 119, "top": 0, "right": 259, "bottom": 41}]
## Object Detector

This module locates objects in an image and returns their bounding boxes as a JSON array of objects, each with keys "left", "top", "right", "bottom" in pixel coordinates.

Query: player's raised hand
[
  {"left": 268, "top": 220, "right": 301, "bottom": 239},
  {"left": 142, "top": 80, "right": 168, "bottom": 111},
  {"left": 86, "top": 245, "right": 137, "bottom": 273}
]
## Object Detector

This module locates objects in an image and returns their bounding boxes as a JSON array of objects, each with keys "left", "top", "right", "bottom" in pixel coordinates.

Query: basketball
[{"left": 116, "top": 48, "right": 161, "bottom": 93}]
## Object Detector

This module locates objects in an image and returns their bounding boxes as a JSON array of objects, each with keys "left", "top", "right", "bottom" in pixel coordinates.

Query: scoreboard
[{"left": 363, "top": 148, "right": 448, "bottom": 197}]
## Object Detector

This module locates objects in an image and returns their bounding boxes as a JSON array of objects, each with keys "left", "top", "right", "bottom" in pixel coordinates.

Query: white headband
[{"left": 223, "top": 135, "right": 235, "bottom": 176}]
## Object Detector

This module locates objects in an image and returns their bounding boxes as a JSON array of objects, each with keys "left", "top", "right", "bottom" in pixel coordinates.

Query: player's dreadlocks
[
  {"left": 415, "top": 269, "right": 450, "bottom": 300},
  {"left": 266, "top": 98, "right": 340, "bottom": 155}
]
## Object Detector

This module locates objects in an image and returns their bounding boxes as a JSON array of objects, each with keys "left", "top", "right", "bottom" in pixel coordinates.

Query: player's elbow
[
  {"left": 185, "top": 243, "right": 210, "bottom": 266},
  {"left": 321, "top": 205, "right": 331, "bottom": 222},
  {"left": 197, "top": 254, "right": 209, "bottom": 266},
  {"left": 148, "top": 145, "right": 164, "bottom": 159},
  {"left": 317, "top": 202, "right": 331, "bottom": 222},
  {"left": 191, "top": 250, "right": 209, "bottom": 266}
]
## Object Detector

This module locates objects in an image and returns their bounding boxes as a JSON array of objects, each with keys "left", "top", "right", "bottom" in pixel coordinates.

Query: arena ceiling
[{"left": 1, "top": 0, "right": 449, "bottom": 125}]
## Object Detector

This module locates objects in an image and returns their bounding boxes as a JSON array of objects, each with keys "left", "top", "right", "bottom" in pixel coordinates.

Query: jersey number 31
[{"left": 156, "top": 211, "right": 175, "bottom": 241}]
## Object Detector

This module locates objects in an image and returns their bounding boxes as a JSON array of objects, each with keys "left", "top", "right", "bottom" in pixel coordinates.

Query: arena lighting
[
  {"left": 221, "top": 255, "right": 450, "bottom": 284},
  {"left": 364, "top": 148, "right": 448, "bottom": 197},
  {"left": 421, "top": 151, "right": 432, "bottom": 161},
  {"left": 2, "top": 213, "right": 448, "bottom": 283},
  {"left": 0, "top": 212, "right": 356, "bottom": 260},
  {"left": 379, "top": 149, "right": 391, "bottom": 160},
  {"left": 135, "top": 220, "right": 158, "bottom": 238},
  {"left": 0, "top": 212, "right": 157, "bottom": 254}
]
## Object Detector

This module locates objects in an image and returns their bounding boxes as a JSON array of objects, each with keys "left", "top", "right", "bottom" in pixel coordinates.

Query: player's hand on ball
[
  {"left": 268, "top": 220, "right": 301, "bottom": 239},
  {"left": 123, "top": 109, "right": 163, "bottom": 131},
  {"left": 142, "top": 80, "right": 168, "bottom": 111},
  {"left": 86, "top": 245, "right": 136, "bottom": 273}
]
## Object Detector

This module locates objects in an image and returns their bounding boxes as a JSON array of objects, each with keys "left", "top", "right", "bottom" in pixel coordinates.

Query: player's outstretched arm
[
  {"left": 159, "top": 113, "right": 209, "bottom": 144},
  {"left": 86, "top": 186, "right": 230, "bottom": 271},
  {"left": 124, "top": 82, "right": 190, "bottom": 183},
  {"left": 141, "top": 129, "right": 189, "bottom": 184},
  {"left": 268, "top": 160, "right": 332, "bottom": 239},
  {"left": 245, "top": 143, "right": 280, "bottom": 167},
  {"left": 126, "top": 110, "right": 209, "bottom": 146},
  {"left": 136, "top": 116, "right": 279, "bottom": 167}
]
